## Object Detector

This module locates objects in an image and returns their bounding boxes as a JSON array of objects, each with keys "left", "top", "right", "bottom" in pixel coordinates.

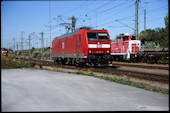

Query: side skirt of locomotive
[{"left": 52, "top": 54, "right": 110, "bottom": 67}]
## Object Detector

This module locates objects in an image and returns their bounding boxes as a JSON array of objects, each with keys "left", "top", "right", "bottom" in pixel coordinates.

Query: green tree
[
  {"left": 139, "top": 14, "right": 169, "bottom": 48},
  {"left": 162, "top": 13, "right": 169, "bottom": 47},
  {"left": 139, "top": 29, "right": 156, "bottom": 44},
  {"left": 31, "top": 47, "right": 35, "bottom": 53},
  {"left": 164, "top": 13, "right": 168, "bottom": 28}
]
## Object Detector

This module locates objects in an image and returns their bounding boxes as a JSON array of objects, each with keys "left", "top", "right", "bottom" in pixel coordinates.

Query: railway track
[
  {"left": 94, "top": 66, "right": 169, "bottom": 83},
  {"left": 16, "top": 57, "right": 169, "bottom": 84},
  {"left": 110, "top": 61, "right": 169, "bottom": 70}
]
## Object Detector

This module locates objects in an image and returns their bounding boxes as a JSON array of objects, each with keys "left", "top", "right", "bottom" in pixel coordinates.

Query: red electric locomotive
[
  {"left": 110, "top": 34, "right": 141, "bottom": 61},
  {"left": 1, "top": 49, "right": 8, "bottom": 56},
  {"left": 52, "top": 27, "right": 111, "bottom": 66}
]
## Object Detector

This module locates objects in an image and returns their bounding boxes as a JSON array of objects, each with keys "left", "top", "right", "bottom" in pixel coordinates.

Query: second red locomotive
[
  {"left": 52, "top": 27, "right": 111, "bottom": 66},
  {"left": 110, "top": 34, "right": 141, "bottom": 61},
  {"left": 1, "top": 49, "right": 8, "bottom": 56}
]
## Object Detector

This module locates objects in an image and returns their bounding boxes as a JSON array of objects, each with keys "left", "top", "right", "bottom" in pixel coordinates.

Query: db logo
[{"left": 97, "top": 44, "right": 102, "bottom": 48}]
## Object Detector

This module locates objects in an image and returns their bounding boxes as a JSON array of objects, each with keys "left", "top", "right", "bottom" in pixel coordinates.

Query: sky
[{"left": 1, "top": 0, "right": 168, "bottom": 50}]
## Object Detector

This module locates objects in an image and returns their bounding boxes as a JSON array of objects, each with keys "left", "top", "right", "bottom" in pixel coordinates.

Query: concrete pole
[
  {"left": 135, "top": 0, "right": 139, "bottom": 40},
  {"left": 96, "top": 11, "right": 97, "bottom": 29},
  {"left": 144, "top": 9, "right": 146, "bottom": 31},
  {"left": 29, "top": 35, "right": 31, "bottom": 58},
  {"left": 49, "top": 0, "right": 52, "bottom": 59},
  {"left": 21, "top": 31, "right": 24, "bottom": 55},
  {"left": 16, "top": 42, "right": 19, "bottom": 55},
  {"left": 13, "top": 38, "right": 15, "bottom": 54},
  {"left": 40, "top": 32, "right": 44, "bottom": 59}
]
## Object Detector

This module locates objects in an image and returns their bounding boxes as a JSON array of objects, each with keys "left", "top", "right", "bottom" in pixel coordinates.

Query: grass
[
  {"left": 39, "top": 66, "right": 169, "bottom": 94},
  {"left": 96, "top": 74, "right": 168, "bottom": 94}
]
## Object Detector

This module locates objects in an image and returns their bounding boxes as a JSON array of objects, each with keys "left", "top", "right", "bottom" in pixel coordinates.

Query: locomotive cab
[
  {"left": 1, "top": 49, "right": 8, "bottom": 56},
  {"left": 86, "top": 31, "right": 111, "bottom": 65}
]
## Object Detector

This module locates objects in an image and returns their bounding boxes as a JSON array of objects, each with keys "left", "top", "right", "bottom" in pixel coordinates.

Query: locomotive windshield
[
  {"left": 87, "top": 33, "right": 98, "bottom": 41},
  {"left": 123, "top": 36, "right": 129, "bottom": 41},
  {"left": 87, "top": 32, "right": 108, "bottom": 41},
  {"left": 2, "top": 51, "right": 7, "bottom": 53},
  {"left": 98, "top": 33, "right": 108, "bottom": 41},
  {"left": 131, "top": 36, "right": 136, "bottom": 40}
]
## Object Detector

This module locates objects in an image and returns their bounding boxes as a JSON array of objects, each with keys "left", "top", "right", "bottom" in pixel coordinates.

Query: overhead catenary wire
[
  {"left": 60, "top": 1, "right": 88, "bottom": 16},
  {"left": 78, "top": 1, "right": 114, "bottom": 20},
  {"left": 81, "top": 0, "right": 125, "bottom": 21},
  {"left": 77, "top": 1, "right": 130, "bottom": 28},
  {"left": 97, "top": 1, "right": 135, "bottom": 27},
  {"left": 6, "top": 1, "right": 168, "bottom": 50},
  {"left": 99, "top": 4, "right": 167, "bottom": 29}
]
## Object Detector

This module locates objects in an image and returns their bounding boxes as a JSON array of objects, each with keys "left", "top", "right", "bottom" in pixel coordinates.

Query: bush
[
  {"left": 32, "top": 51, "right": 41, "bottom": 58},
  {"left": 37, "top": 53, "right": 41, "bottom": 59},
  {"left": 1, "top": 55, "right": 15, "bottom": 68},
  {"left": 23, "top": 53, "right": 29, "bottom": 56},
  {"left": 142, "top": 41, "right": 160, "bottom": 48},
  {"left": 43, "top": 50, "right": 50, "bottom": 58},
  {"left": 1, "top": 55, "right": 31, "bottom": 69},
  {"left": 15, "top": 60, "right": 31, "bottom": 68}
]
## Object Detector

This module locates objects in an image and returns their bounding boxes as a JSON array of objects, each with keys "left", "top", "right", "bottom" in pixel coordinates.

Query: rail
[{"left": 110, "top": 62, "right": 169, "bottom": 70}]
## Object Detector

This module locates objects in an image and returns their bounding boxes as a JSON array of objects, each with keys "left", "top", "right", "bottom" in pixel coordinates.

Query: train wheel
[
  {"left": 54, "top": 59, "right": 57, "bottom": 64},
  {"left": 88, "top": 62, "right": 97, "bottom": 68},
  {"left": 54, "top": 59, "right": 59, "bottom": 65},
  {"left": 79, "top": 62, "right": 85, "bottom": 68}
]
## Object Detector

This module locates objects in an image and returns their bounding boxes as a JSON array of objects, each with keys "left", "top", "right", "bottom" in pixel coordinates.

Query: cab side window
[
  {"left": 116, "top": 38, "right": 118, "bottom": 43},
  {"left": 116, "top": 37, "right": 121, "bottom": 42},
  {"left": 123, "top": 36, "right": 128, "bottom": 41}
]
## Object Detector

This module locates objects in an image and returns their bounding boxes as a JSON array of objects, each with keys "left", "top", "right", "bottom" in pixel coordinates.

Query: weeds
[
  {"left": 1, "top": 55, "right": 32, "bottom": 69},
  {"left": 74, "top": 71, "right": 84, "bottom": 75},
  {"left": 32, "top": 51, "right": 41, "bottom": 58},
  {"left": 87, "top": 68, "right": 94, "bottom": 76},
  {"left": 1, "top": 55, "right": 15, "bottom": 68},
  {"left": 77, "top": 69, "right": 169, "bottom": 94},
  {"left": 15, "top": 60, "right": 31, "bottom": 68}
]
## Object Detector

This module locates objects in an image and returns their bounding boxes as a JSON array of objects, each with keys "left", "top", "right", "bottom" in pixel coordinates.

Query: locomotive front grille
[{"left": 88, "top": 54, "right": 110, "bottom": 60}]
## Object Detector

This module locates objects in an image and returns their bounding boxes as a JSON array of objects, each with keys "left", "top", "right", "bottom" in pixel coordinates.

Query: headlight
[
  {"left": 89, "top": 50, "right": 94, "bottom": 53},
  {"left": 105, "top": 50, "right": 109, "bottom": 53}
]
